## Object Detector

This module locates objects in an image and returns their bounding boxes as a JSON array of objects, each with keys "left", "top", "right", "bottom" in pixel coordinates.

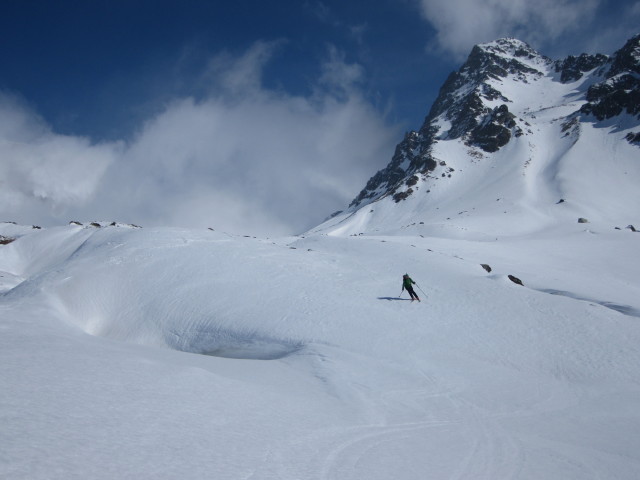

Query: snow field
[{"left": 2, "top": 223, "right": 640, "bottom": 479}]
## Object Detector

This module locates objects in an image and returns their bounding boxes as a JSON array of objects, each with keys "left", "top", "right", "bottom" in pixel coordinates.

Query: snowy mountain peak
[
  {"left": 459, "top": 37, "right": 550, "bottom": 85},
  {"left": 607, "top": 33, "right": 640, "bottom": 77},
  {"left": 580, "top": 34, "right": 640, "bottom": 121},
  {"left": 476, "top": 37, "right": 549, "bottom": 66},
  {"left": 318, "top": 34, "right": 640, "bottom": 238},
  {"left": 345, "top": 37, "right": 551, "bottom": 211}
]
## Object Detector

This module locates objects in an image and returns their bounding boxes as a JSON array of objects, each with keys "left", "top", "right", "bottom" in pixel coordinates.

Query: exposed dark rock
[
  {"left": 580, "top": 34, "right": 640, "bottom": 120},
  {"left": 508, "top": 275, "right": 524, "bottom": 286},
  {"left": 625, "top": 132, "right": 640, "bottom": 145},
  {"left": 481, "top": 264, "right": 492, "bottom": 273},
  {"left": 607, "top": 33, "right": 640, "bottom": 77},
  {"left": 627, "top": 225, "right": 637, "bottom": 232},
  {"left": 561, "top": 117, "right": 580, "bottom": 138},
  {"left": 406, "top": 175, "right": 419, "bottom": 187},
  {"left": 581, "top": 76, "right": 640, "bottom": 119},
  {"left": 467, "top": 104, "right": 520, "bottom": 152},
  {"left": 578, "top": 218, "right": 589, "bottom": 223},
  {"left": 393, "top": 189, "right": 413, "bottom": 203},
  {"left": 350, "top": 130, "right": 438, "bottom": 207},
  {"left": 0, "top": 236, "right": 15, "bottom": 245},
  {"left": 554, "top": 53, "right": 608, "bottom": 82}
]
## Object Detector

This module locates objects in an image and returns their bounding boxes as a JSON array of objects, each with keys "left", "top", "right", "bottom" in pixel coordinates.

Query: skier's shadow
[{"left": 377, "top": 296, "right": 412, "bottom": 301}]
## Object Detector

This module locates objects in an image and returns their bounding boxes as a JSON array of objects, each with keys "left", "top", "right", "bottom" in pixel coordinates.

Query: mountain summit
[{"left": 317, "top": 35, "right": 640, "bottom": 237}]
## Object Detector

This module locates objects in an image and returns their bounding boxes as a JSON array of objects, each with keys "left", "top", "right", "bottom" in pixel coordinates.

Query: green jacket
[{"left": 402, "top": 276, "right": 415, "bottom": 289}]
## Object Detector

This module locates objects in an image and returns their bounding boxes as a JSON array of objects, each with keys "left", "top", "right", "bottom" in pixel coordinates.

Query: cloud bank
[
  {"left": 0, "top": 42, "right": 399, "bottom": 235},
  {"left": 0, "top": 94, "right": 120, "bottom": 221},
  {"left": 418, "top": 0, "right": 601, "bottom": 60}
]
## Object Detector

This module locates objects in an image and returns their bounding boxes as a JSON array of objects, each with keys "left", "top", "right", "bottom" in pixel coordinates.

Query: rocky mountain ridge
[{"left": 348, "top": 35, "right": 640, "bottom": 211}]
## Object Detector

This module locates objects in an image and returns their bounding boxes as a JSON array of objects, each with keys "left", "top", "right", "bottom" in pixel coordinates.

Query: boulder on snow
[
  {"left": 627, "top": 225, "right": 637, "bottom": 232},
  {"left": 508, "top": 275, "right": 524, "bottom": 286},
  {"left": 0, "top": 235, "right": 15, "bottom": 245},
  {"left": 481, "top": 264, "right": 492, "bottom": 273},
  {"left": 406, "top": 175, "right": 419, "bottom": 187},
  {"left": 625, "top": 132, "right": 640, "bottom": 145},
  {"left": 392, "top": 189, "right": 413, "bottom": 203},
  {"left": 578, "top": 218, "right": 589, "bottom": 224}
]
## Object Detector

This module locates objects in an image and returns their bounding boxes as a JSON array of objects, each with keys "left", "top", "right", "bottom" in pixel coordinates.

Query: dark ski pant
[{"left": 406, "top": 286, "right": 420, "bottom": 301}]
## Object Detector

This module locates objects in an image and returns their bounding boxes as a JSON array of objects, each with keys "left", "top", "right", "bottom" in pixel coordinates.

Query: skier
[{"left": 402, "top": 273, "right": 420, "bottom": 301}]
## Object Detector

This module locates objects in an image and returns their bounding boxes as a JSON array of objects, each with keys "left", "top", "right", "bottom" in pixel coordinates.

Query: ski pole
[{"left": 416, "top": 284, "right": 427, "bottom": 297}]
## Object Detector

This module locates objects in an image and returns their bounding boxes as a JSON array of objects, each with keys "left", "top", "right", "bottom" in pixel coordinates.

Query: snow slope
[{"left": 2, "top": 220, "right": 640, "bottom": 479}]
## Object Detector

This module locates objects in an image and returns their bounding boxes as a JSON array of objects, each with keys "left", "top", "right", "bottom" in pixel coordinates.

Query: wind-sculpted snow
[
  {"left": 2, "top": 226, "right": 320, "bottom": 358},
  {"left": 2, "top": 222, "right": 640, "bottom": 479}
]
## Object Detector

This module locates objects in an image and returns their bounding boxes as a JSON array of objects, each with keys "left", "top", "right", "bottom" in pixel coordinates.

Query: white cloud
[
  {"left": 0, "top": 94, "right": 120, "bottom": 223},
  {"left": 318, "top": 46, "right": 366, "bottom": 97},
  {"left": 203, "top": 40, "right": 283, "bottom": 97},
  {"left": 0, "top": 44, "right": 399, "bottom": 236},
  {"left": 417, "top": 0, "right": 601, "bottom": 59}
]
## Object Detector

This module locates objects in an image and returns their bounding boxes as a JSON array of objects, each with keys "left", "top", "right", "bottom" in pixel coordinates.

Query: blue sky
[
  {"left": 1, "top": 0, "right": 638, "bottom": 234},
  {"left": 1, "top": 0, "right": 441, "bottom": 140}
]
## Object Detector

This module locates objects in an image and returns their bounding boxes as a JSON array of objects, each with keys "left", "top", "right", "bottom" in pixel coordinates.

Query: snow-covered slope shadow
[
  {"left": 537, "top": 288, "right": 640, "bottom": 318},
  {"left": 486, "top": 273, "right": 640, "bottom": 319},
  {"left": 377, "top": 296, "right": 412, "bottom": 301}
]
